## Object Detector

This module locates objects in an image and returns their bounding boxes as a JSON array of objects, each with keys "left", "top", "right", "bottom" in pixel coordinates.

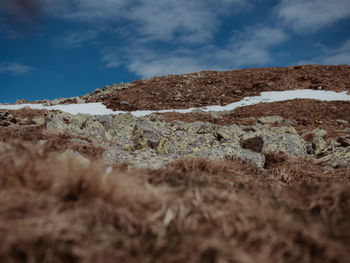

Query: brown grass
[
  {"left": 0, "top": 143, "right": 349, "bottom": 263},
  {"left": 99, "top": 65, "right": 350, "bottom": 111},
  {"left": 0, "top": 125, "right": 105, "bottom": 161},
  {"left": 159, "top": 100, "right": 350, "bottom": 140}
]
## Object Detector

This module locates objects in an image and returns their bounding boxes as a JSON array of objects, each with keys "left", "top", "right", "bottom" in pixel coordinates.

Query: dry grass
[
  {"left": 0, "top": 110, "right": 105, "bottom": 160},
  {"left": 0, "top": 143, "right": 349, "bottom": 263}
]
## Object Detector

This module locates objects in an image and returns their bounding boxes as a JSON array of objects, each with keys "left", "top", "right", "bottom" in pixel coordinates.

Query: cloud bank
[{"left": 276, "top": 0, "right": 350, "bottom": 33}]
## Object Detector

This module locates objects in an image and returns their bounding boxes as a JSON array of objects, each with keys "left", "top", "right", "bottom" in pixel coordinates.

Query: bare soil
[{"left": 95, "top": 65, "right": 350, "bottom": 111}]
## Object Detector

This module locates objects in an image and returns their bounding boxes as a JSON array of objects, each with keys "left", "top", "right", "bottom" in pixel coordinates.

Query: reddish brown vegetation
[
  {"left": 0, "top": 143, "right": 349, "bottom": 263},
  {"left": 8, "top": 108, "right": 46, "bottom": 123},
  {"left": 0, "top": 109, "right": 105, "bottom": 160},
  {"left": 97, "top": 65, "right": 350, "bottom": 111},
  {"left": 159, "top": 100, "right": 350, "bottom": 139}
]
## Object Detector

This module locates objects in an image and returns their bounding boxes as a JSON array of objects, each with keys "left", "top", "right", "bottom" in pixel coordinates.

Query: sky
[{"left": 0, "top": 0, "right": 349, "bottom": 103}]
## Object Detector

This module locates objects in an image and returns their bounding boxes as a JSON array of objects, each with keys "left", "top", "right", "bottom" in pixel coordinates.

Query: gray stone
[
  {"left": 316, "top": 147, "right": 350, "bottom": 168},
  {"left": 336, "top": 119, "right": 349, "bottom": 126},
  {"left": 240, "top": 136, "right": 264, "bottom": 153},
  {"left": 32, "top": 117, "right": 45, "bottom": 126},
  {"left": 258, "top": 116, "right": 284, "bottom": 124},
  {"left": 337, "top": 136, "right": 350, "bottom": 147},
  {"left": 44, "top": 111, "right": 315, "bottom": 169},
  {"left": 311, "top": 128, "right": 327, "bottom": 137}
]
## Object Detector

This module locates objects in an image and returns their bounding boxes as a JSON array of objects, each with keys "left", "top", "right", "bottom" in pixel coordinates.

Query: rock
[
  {"left": 132, "top": 120, "right": 171, "bottom": 154},
  {"left": 0, "top": 111, "right": 16, "bottom": 126},
  {"left": 32, "top": 117, "right": 45, "bottom": 126},
  {"left": 120, "top": 101, "right": 130, "bottom": 106},
  {"left": 317, "top": 147, "right": 350, "bottom": 168},
  {"left": 0, "top": 120, "right": 10, "bottom": 126},
  {"left": 312, "top": 136, "right": 328, "bottom": 157},
  {"left": 240, "top": 136, "right": 264, "bottom": 153},
  {"left": 49, "top": 98, "right": 65, "bottom": 106},
  {"left": 337, "top": 136, "right": 350, "bottom": 147},
  {"left": 208, "top": 112, "right": 222, "bottom": 119},
  {"left": 92, "top": 88, "right": 102, "bottom": 94},
  {"left": 256, "top": 126, "right": 307, "bottom": 157},
  {"left": 336, "top": 119, "right": 349, "bottom": 126},
  {"left": 311, "top": 128, "right": 327, "bottom": 137},
  {"left": 42, "top": 99, "right": 51, "bottom": 106},
  {"left": 16, "top": 99, "right": 27, "bottom": 104},
  {"left": 314, "top": 120, "right": 324, "bottom": 125},
  {"left": 258, "top": 116, "right": 284, "bottom": 124},
  {"left": 343, "top": 128, "right": 350, "bottom": 133},
  {"left": 45, "top": 111, "right": 310, "bottom": 169}
]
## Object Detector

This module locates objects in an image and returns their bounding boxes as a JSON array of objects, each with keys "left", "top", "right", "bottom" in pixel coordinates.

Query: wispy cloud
[
  {"left": 276, "top": 0, "right": 350, "bottom": 33},
  {"left": 105, "top": 26, "right": 288, "bottom": 78},
  {"left": 44, "top": 1, "right": 290, "bottom": 78},
  {"left": 100, "top": 48, "right": 121, "bottom": 68},
  {"left": 55, "top": 30, "right": 98, "bottom": 49},
  {"left": 44, "top": 0, "right": 252, "bottom": 44},
  {"left": 225, "top": 26, "right": 288, "bottom": 66},
  {"left": 0, "top": 62, "right": 35, "bottom": 75},
  {"left": 128, "top": 0, "right": 218, "bottom": 43},
  {"left": 298, "top": 38, "right": 350, "bottom": 65}
]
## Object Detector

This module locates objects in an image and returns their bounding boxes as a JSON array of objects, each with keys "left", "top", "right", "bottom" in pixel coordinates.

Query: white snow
[{"left": 0, "top": 89, "right": 349, "bottom": 116}]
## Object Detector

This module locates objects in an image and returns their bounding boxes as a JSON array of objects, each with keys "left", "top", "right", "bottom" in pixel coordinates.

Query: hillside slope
[
  {"left": 0, "top": 65, "right": 350, "bottom": 263},
  {"left": 85, "top": 64, "right": 350, "bottom": 111}
]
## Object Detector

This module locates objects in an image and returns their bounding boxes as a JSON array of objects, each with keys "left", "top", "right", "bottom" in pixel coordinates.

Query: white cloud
[
  {"left": 43, "top": 0, "right": 252, "bottom": 44},
  {"left": 299, "top": 39, "right": 350, "bottom": 65},
  {"left": 129, "top": 0, "right": 218, "bottom": 43},
  {"left": 100, "top": 48, "right": 121, "bottom": 68},
  {"left": 276, "top": 0, "right": 350, "bottom": 33},
  {"left": 321, "top": 53, "right": 350, "bottom": 65},
  {"left": 128, "top": 55, "right": 207, "bottom": 78},
  {"left": 55, "top": 30, "right": 98, "bottom": 48},
  {"left": 106, "top": 26, "right": 287, "bottom": 78},
  {"left": 226, "top": 27, "right": 288, "bottom": 66},
  {"left": 0, "top": 62, "right": 35, "bottom": 75}
]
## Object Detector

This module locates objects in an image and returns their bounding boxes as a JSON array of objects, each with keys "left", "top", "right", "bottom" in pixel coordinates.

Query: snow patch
[{"left": 0, "top": 89, "right": 349, "bottom": 116}]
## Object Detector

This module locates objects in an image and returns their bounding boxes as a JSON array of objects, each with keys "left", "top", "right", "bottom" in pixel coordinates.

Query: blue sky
[{"left": 0, "top": 0, "right": 349, "bottom": 103}]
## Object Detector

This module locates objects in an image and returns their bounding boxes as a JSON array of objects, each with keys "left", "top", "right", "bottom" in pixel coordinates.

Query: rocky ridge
[{"left": 43, "top": 111, "right": 349, "bottom": 169}]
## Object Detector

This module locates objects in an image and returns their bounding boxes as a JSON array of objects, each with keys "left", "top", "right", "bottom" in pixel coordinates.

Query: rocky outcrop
[
  {"left": 45, "top": 112, "right": 313, "bottom": 169},
  {"left": 0, "top": 111, "right": 17, "bottom": 126}
]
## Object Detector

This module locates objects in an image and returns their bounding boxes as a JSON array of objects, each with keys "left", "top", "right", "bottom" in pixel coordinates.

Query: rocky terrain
[{"left": 0, "top": 65, "right": 350, "bottom": 263}]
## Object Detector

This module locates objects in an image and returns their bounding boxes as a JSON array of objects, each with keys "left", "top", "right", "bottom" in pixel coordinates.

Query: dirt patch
[
  {"left": 95, "top": 65, "right": 350, "bottom": 111},
  {"left": 0, "top": 144, "right": 349, "bottom": 263},
  {"left": 159, "top": 100, "right": 350, "bottom": 139}
]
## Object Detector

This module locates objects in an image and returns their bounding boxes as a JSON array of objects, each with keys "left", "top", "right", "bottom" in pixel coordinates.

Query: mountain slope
[{"left": 0, "top": 65, "right": 350, "bottom": 263}]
